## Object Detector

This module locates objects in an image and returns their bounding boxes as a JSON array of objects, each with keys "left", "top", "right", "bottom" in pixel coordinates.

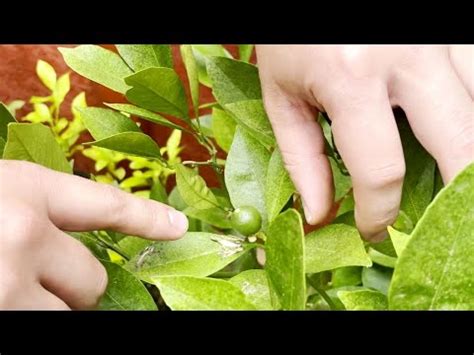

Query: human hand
[
  {"left": 0, "top": 160, "right": 188, "bottom": 309},
  {"left": 256, "top": 45, "right": 473, "bottom": 241}
]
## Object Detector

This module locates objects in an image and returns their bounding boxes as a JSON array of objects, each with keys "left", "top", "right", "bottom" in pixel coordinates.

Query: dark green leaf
[
  {"left": 362, "top": 265, "right": 393, "bottom": 295},
  {"left": 331, "top": 267, "right": 362, "bottom": 288},
  {"left": 0, "top": 102, "right": 16, "bottom": 140},
  {"left": 330, "top": 156, "right": 352, "bottom": 201},
  {"left": 59, "top": 45, "right": 132, "bottom": 94},
  {"left": 211, "top": 107, "right": 236, "bottom": 152},
  {"left": 149, "top": 180, "right": 168, "bottom": 204},
  {"left": 265, "top": 209, "right": 305, "bottom": 310}
]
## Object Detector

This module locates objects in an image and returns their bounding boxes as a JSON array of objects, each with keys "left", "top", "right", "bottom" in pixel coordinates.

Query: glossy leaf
[
  {"left": 265, "top": 209, "right": 305, "bottom": 310},
  {"left": 389, "top": 163, "right": 474, "bottom": 310},
  {"left": 305, "top": 224, "right": 372, "bottom": 274},
  {"left": 116, "top": 45, "right": 172, "bottom": 71},
  {"left": 265, "top": 148, "right": 295, "bottom": 223},
  {"left": 153, "top": 276, "right": 256, "bottom": 310},
  {"left": 125, "top": 232, "right": 253, "bottom": 282},
  {"left": 211, "top": 107, "right": 236, "bottom": 152},
  {"left": 105, "top": 103, "right": 183, "bottom": 131},
  {"left": 98, "top": 260, "right": 157, "bottom": 310},
  {"left": 229, "top": 269, "right": 272, "bottom": 310},
  {"left": 225, "top": 128, "right": 271, "bottom": 227},
  {"left": 59, "top": 45, "right": 132, "bottom": 94},
  {"left": 125, "top": 68, "right": 189, "bottom": 120},
  {"left": 3, "top": 123, "right": 71, "bottom": 173},
  {"left": 338, "top": 289, "right": 388, "bottom": 310},
  {"left": 207, "top": 57, "right": 261, "bottom": 105}
]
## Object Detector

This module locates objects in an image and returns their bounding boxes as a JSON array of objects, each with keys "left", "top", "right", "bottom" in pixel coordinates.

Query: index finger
[{"left": 37, "top": 164, "right": 188, "bottom": 240}]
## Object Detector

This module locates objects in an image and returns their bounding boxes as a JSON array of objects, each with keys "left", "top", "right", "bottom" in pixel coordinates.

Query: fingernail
[
  {"left": 369, "top": 230, "right": 388, "bottom": 243},
  {"left": 167, "top": 209, "right": 189, "bottom": 232},
  {"left": 302, "top": 200, "right": 316, "bottom": 225}
]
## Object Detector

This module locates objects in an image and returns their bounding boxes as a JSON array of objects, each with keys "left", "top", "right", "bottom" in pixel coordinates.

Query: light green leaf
[
  {"left": 5, "top": 100, "right": 24, "bottom": 117},
  {"left": 168, "top": 186, "right": 187, "bottom": 211},
  {"left": 369, "top": 237, "right": 397, "bottom": 258},
  {"left": 98, "top": 260, "right": 157, "bottom": 310},
  {"left": 338, "top": 289, "right": 388, "bottom": 310},
  {"left": 183, "top": 206, "right": 232, "bottom": 229},
  {"left": 305, "top": 224, "right": 372, "bottom": 274},
  {"left": 125, "top": 232, "right": 253, "bottom": 282},
  {"left": 176, "top": 164, "right": 220, "bottom": 210},
  {"left": 125, "top": 68, "right": 189, "bottom": 120},
  {"left": 388, "top": 226, "right": 410, "bottom": 257},
  {"left": 330, "top": 156, "right": 352, "bottom": 201},
  {"left": 117, "top": 237, "right": 152, "bottom": 259},
  {"left": 3, "top": 123, "right": 71, "bottom": 173},
  {"left": 238, "top": 45, "right": 254, "bottom": 62},
  {"left": 265, "top": 148, "right": 295, "bottom": 223},
  {"left": 180, "top": 45, "right": 199, "bottom": 117},
  {"left": 88, "top": 132, "right": 162, "bottom": 160},
  {"left": 195, "top": 114, "right": 214, "bottom": 137},
  {"left": 331, "top": 267, "right": 362, "bottom": 288},
  {"left": 54, "top": 73, "right": 70, "bottom": 106},
  {"left": 59, "top": 45, "right": 132, "bottom": 94},
  {"left": 389, "top": 163, "right": 474, "bottom": 310},
  {"left": 79, "top": 107, "right": 140, "bottom": 140},
  {"left": 116, "top": 45, "right": 173, "bottom": 71},
  {"left": 36, "top": 59, "right": 57, "bottom": 91},
  {"left": 192, "top": 45, "right": 232, "bottom": 87},
  {"left": 225, "top": 128, "right": 271, "bottom": 227},
  {"left": 398, "top": 115, "right": 436, "bottom": 224},
  {"left": 207, "top": 57, "right": 261, "bottom": 105},
  {"left": 153, "top": 276, "right": 256, "bottom": 310},
  {"left": 230, "top": 269, "right": 272, "bottom": 310},
  {"left": 368, "top": 248, "right": 396, "bottom": 268},
  {"left": 211, "top": 107, "right": 236, "bottom": 152},
  {"left": 265, "top": 209, "right": 305, "bottom": 310},
  {"left": 224, "top": 99, "right": 275, "bottom": 148},
  {"left": 362, "top": 265, "right": 393, "bottom": 295},
  {"left": 105, "top": 103, "right": 183, "bottom": 131},
  {"left": 0, "top": 103, "right": 16, "bottom": 140}
]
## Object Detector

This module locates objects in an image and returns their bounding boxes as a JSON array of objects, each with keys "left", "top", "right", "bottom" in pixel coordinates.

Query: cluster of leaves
[{"left": 1, "top": 44, "right": 472, "bottom": 310}]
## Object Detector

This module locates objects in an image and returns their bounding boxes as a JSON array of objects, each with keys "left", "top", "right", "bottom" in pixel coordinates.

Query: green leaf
[
  {"left": 0, "top": 103, "right": 16, "bottom": 140},
  {"left": 105, "top": 103, "right": 183, "bottom": 131},
  {"left": 211, "top": 107, "right": 236, "bottom": 152},
  {"left": 149, "top": 180, "right": 168, "bottom": 204},
  {"left": 153, "top": 276, "right": 256, "bottom": 310},
  {"left": 389, "top": 163, "right": 474, "bottom": 310},
  {"left": 265, "top": 148, "right": 295, "bottom": 223},
  {"left": 368, "top": 248, "right": 396, "bottom": 268},
  {"left": 180, "top": 45, "right": 200, "bottom": 117},
  {"left": 362, "top": 265, "right": 393, "bottom": 295},
  {"left": 117, "top": 237, "right": 152, "bottom": 259},
  {"left": 125, "top": 232, "right": 253, "bottom": 282},
  {"left": 54, "top": 73, "right": 70, "bottom": 106},
  {"left": 116, "top": 45, "right": 173, "bottom": 71},
  {"left": 3, "top": 123, "right": 71, "bottom": 173},
  {"left": 98, "top": 260, "right": 157, "bottom": 310},
  {"left": 183, "top": 206, "right": 232, "bottom": 229},
  {"left": 229, "top": 269, "right": 272, "bottom": 310},
  {"left": 398, "top": 115, "right": 436, "bottom": 224},
  {"left": 388, "top": 226, "right": 410, "bottom": 257},
  {"left": 36, "top": 60, "right": 57, "bottom": 91},
  {"left": 5, "top": 100, "right": 24, "bottom": 117},
  {"left": 195, "top": 114, "right": 214, "bottom": 137},
  {"left": 79, "top": 107, "right": 140, "bottom": 140},
  {"left": 207, "top": 57, "right": 261, "bottom": 105},
  {"left": 168, "top": 186, "right": 188, "bottom": 211},
  {"left": 69, "top": 232, "right": 109, "bottom": 260},
  {"left": 0, "top": 137, "right": 5, "bottom": 156},
  {"left": 59, "top": 45, "right": 132, "bottom": 94},
  {"left": 224, "top": 99, "right": 275, "bottom": 148},
  {"left": 331, "top": 267, "right": 362, "bottom": 288},
  {"left": 338, "top": 289, "right": 388, "bottom": 310},
  {"left": 192, "top": 45, "right": 232, "bottom": 87},
  {"left": 335, "top": 193, "right": 355, "bottom": 219},
  {"left": 225, "top": 128, "right": 271, "bottom": 227},
  {"left": 305, "top": 224, "right": 372, "bottom": 274},
  {"left": 330, "top": 156, "right": 352, "bottom": 201},
  {"left": 238, "top": 45, "right": 254, "bottom": 62},
  {"left": 175, "top": 164, "right": 220, "bottom": 210},
  {"left": 265, "top": 209, "right": 305, "bottom": 310},
  {"left": 125, "top": 68, "right": 189, "bottom": 120},
  {"left": 89, "top": 132, "right": 162, "bottom": 160}
]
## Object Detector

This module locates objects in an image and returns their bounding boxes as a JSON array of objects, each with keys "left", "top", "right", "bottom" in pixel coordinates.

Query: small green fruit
[{"left": 230, "top": 206, "right": 262, "bottom": 236}]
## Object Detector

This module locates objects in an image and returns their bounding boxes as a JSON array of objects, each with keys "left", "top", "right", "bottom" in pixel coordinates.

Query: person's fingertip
[
  {"left": 167, "top": 209, "right": 189, "bottom": 237},
  {"left": 364, "top": 229, "right": 388, "bottom": 243}
]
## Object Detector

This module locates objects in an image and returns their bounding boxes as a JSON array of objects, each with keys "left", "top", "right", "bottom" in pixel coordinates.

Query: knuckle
[
  {"left": 449, "top": 115, "right": 474, "bottom": 160},
  {"left": 361, "top": 162, "right": 406, "bottom": 189},
  {"left": 103, "top": 185, "right": 128, "bottom": 227}
]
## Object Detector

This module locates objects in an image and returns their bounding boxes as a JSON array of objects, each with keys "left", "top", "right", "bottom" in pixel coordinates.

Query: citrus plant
[{"left": 1, "top": 45, "right": 472, "bottom": 310}]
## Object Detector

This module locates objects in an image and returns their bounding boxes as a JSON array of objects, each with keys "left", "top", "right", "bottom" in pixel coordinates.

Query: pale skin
[{"left": 0, "top": 45, "right": 473, "bottom": 309}]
